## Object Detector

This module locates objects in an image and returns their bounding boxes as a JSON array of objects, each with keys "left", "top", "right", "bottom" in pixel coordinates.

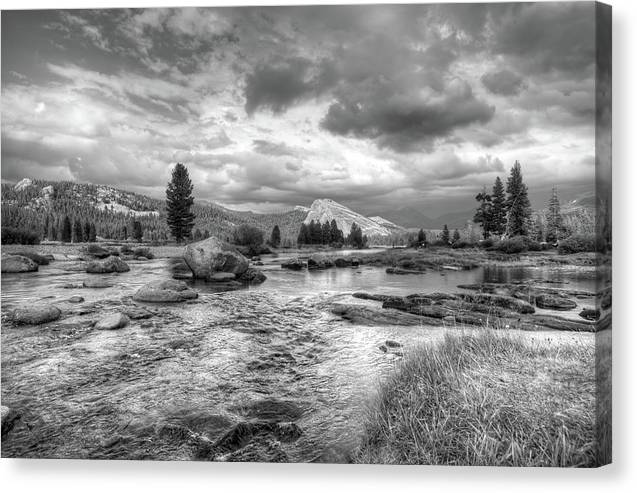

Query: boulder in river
[
  {"left": 237, "top": 268, "right": 267, "bottom": 284},
  {"left": 68, "top": 296, "right": 85, "bottom": 303},
  {"left": 7, "top": 250, "right": 50, "bottom": 265},
  {"left": 184, "top": 236, "right": 249, "bottom": 280},
  {"left": 82, "top": 244, "right": 112, "bottom": 259},
  {"left": 94, "top": 312, "right": 130, "bottom": 330},
  {"left": 11, "top": 304, "right": 61, "bottom": 325},
  {"left": 579, "top": 308, "right": 601, "bottom": 321},
  {"left": 1, "top": 255, "right": 39, "bottom": 273},
  {"left": 281, "top": 258, "right": 305, "bottom": 270},
  {"left": 334, "top": 257, "right": 352, "bottom": 268},
  {"left": 133, "top": 279, "right": 198, "bottom": 303},
  {"left": 86, "top": 255, "right": 130, "bottom": 274}
]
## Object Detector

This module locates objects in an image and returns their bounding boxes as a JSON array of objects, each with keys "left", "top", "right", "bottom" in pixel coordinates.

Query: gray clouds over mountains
[{"left": 1, "top": 3, "right": 605, "bottom": 216}]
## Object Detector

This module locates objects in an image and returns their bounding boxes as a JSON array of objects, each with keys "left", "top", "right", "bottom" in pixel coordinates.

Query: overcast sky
[{"left": 1, "top": 3, "right": 607, "bottom": 216}]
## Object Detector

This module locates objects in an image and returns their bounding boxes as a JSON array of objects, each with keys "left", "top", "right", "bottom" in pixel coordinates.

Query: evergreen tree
[
  {"left": 473, "top": 186, "right": 493, "bottom": 239},
  {"left": 347, "top": 222, "right": 364, "bottom": 248},
  {"left": 417, "top": 228, "right": 426, "bottom": 247},
  {"left": 61, "top": 215, "right": 72, "bottom": 243},
  {"left": 329, "top": 219, "right": 342, "bottom": 244},
  {"left": 546, "top": 186, "right": 564, "bottom": 243},
  {"left": 132, "top": 220, "right": 143, "bottom": 242},
  {"left": 452, "top": 229, "right": 461, "bottom": 243},
  {"left": 193, "top": 228, "right": 203, "bottom": 241},
  {"left": 88, "top": 223, "right": 97, "bottom": 242},
  {"left": 308, "top": 220, "right": 321, "bottom": 244},
  {"left": 297, "top": 223, "right": 309, "bottom": 245},
  {"left": 490, "top": 177, "right": 507, "bottom": 237},
  {"left": 505, "top": 161, "right": 532, "bottom": 237},
  {"left": 321, "top": 221, "right": 331, "bottom": 245},
  {"left": 84, "top": 221, "right": 91, "bottom": 242},
  {"left": 73, "top": 219, "right": 83, "bottom": 243},
  {"left": 166, "top": 162, "right": 196, "bottom": 242},
  {"left": 270, "top": 224, "right": 281, "bottom": 248},
  {"left": 441, "top": 224, "right": 450, "bottom": 244},
  {"left": 121, "top": 225, "right": 128, "bottom": 240}
]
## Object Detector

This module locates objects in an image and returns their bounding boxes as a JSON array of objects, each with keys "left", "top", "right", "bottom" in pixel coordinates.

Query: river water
[{"left": 0, "top": 254, "right": 599, "bottom": 461}]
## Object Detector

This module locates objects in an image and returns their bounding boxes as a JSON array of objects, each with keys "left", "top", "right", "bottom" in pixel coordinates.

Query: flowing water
[{"left": 0, "top": 254, "right": 599, "bottom": 461}]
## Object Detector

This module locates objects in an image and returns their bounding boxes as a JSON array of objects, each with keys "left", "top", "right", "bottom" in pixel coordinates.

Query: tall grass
[{"left": 355, "top": 330, "right": 606, "bottom": 466}]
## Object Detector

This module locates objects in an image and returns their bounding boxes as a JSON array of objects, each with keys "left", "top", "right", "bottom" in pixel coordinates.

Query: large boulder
[
  {"left": 307, "top": 255, "right": 333, "bottom": 270},
  {"left": 133, "top": 279, "right": 198, "bottom": 303},
  {"left": 86, "top": 256, "right": 130, "bottom": 274},
  {"left": 184, "top": 236, "right": 249, "bottom": 280},
  {"left": 11, "top": 304, "right": 61, "bottom": 325},
  {"left": 1, "top": 255, "right": 39, "bottom": 273},
  {"left": 94, "top": 312, "right": 130, "bottom": 330},
  {"left": 8, "top": 250, "right": 50, "bottom": 265},
  {"left": 83, "top": 244, "right": 112, "bottom": 259}
]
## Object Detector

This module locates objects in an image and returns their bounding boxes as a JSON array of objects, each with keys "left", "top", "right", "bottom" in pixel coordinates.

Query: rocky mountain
[{"left": 303, "top": 198, "right": 406, "bottom": 237}]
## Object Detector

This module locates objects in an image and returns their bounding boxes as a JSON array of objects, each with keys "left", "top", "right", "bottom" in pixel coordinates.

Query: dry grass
[{"left": 354, "top": 330, "right": 608, "bottom": 467}]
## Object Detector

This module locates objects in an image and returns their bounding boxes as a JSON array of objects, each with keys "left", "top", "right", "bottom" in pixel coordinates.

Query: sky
[{"left": 1, "top": 2, "right": 610, "bottom": 216}]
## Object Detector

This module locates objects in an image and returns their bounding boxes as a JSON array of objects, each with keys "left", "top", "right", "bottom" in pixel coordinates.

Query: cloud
[
  {"left": 481, "top": 69, "right": 526, "bottom": 96},
  {"left": 322, "top": 78, "right": 494, "bottom": 152}
]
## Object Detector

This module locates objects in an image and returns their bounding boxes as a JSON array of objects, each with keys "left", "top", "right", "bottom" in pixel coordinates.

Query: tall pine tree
[
  {"left": 61, "top": 215, "right": 72, "bottom": 243},
  {"left": 473, "top": 186, "right": 492, "bottom": 239},
  {"left": 166, "top": 163, "right": 196, "bottom": 242},
  {"left": 546, "top": 186, "right": 564, "bottom": 243},
  {"left": 490, "top": 176, "right": 507, "bottom": 237},
  {"left": 505, "top": 161, "right": 532, "bottom": 237},
  {"left": 441, "top": 224, "right": 450, "bottom": 244},
  {"left": 270, "top": 225, "right": 281, "bottom": 248}
]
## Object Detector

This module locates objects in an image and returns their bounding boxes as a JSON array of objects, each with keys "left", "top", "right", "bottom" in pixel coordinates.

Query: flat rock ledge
[
  {"left": 133, "top": 279, "right": 198, "bottom": 303},
  {"left": 332, "top": 288, "right": 599, "bottom": 332},
  {"left": 11, "top": 304, "right": 61, "bottom": 325}
]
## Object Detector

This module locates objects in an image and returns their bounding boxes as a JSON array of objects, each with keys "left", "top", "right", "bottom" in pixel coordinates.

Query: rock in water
[
  {"left": 68, "top": 296, "right": 85, "bottom": 303},
  {"left": 133, "top": 279, "right": 198, "bottom": 303},
  {"left": 1, "top": 405, "right": 21, "bottom": 438},
  {"left": 210, "top": 272, "right": 236, "bottom": 282},
  {"left": 95, "top": 312, "right": 130, "bottom": 330},
  {"left": 86, "top": 256, "right": 130, "bottom": 274},
  {"left": 535, "top": 294, "right": 577, "bottom": 311},
  {"left": 184, "top": 236, "right": 249, "bottom": 280},
  {"left": 1, "top": 255, "right": 39, "bottom": 273},
  {"left": 12, "top": 304, "right": 61, "bottom": 325},
  {"left": 237, "top": 268, "right": 267, "bottom": 284},
  {"left": 8, "top": 250, "right": 50, "bottom": 265},
  {"left": 281, "top": 258, "right": 305, "bottom": 270}
]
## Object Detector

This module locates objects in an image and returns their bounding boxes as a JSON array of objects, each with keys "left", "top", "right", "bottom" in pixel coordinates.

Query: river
[{"left": 0, "top": 253, "right": 599, "bottom": 461}]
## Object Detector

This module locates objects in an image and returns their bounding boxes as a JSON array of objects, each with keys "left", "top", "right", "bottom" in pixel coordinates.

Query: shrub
[
  {"left": 480, "top": 238, "right": 494, "bottom": 248},
  {"left": 451, "top": 240, "right": 475, "bottom": 249},
  {"left": 557, "top": 234, "right": 599, "bottom": 254},
  {"left": 495, "top": 236, "right": 528, "bottom": 254},
  {"left": 1, "top": 227, "right": 40, "bottom": 245},
  {"left": 233, "top": 224, "right": 265, "bottom": 256}
]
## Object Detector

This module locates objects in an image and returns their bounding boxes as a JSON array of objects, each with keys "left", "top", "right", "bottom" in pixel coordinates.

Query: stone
[
  {"left": 237, "top": 268, "right": 267, "bottom": 284},
  {"left": 8, "top": 250, "right": 50, "bottom": 265},
  {"left": 1, "top": 405, "right": 21, "bottom": 439},
  {"left": 535, "top": 294, "right": 577, "bottom": 311},
  {"left": 124, "top": 307, "right": 154, "bottom": 320},
  {"left": 136, "top": 256, "right": 149, "bottom": 261},
  {"left": 579, "top": 308, "right": 601, "bottom": 321},
  {"left": 12, "top": 304, "right": 61, "bottom": 325},
  {"left": 1, "top": 255, "right": 39, "bottom": 273},
  {"left": 334, "top": 257, "right": 352, "bottom": 267},
  {"left": 281, "top": 258, "right": 305, "bottom": 270},
  {"left": 83, "top": 245, "right": 112, "bottom": 259},
  {"left": 94, "top": 312, "right": 130, "bottom": 330},
  {"left": 68, "top": 296, "right": 85, "bottom": 303},
  {"left": 385, "top": 267, "right": 426, "bottom": 275},
  {"left": 133, "top": 279, "right": 198, "bottom": 303},
  {"left": 86, "top": 256, "right": 130, "bottom": 273},
  {"left": 385, "top": 340, "right": 402, "bottom": 348},
  {"left": 83, "top": 278, "right": 114, "bottom": 288},
  {"left": 184, "top": 236, "right": 249, "bottom": 280},
  {"left": 308, "top": 255, "right": 332, "bottom": 270}
]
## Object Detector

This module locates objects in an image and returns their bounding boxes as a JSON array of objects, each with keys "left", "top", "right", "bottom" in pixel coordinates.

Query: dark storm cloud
[
  {"left": 244, "top": 57, "right": 336, "bottom": 115},
  {"left": 322, "top": 79, "right": 494, "bottom": 152},
  {"left": 481, "top": 69, "right": 526, "bottom": 96}
]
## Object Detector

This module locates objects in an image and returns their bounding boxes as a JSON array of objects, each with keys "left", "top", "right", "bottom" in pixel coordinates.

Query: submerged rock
[
  {"left": 1, "top": 255, "right": 39, "bottom": 273},
  {"left": 1, "top": 405, "right": 21, "bottom": 439},
  {"left": 281, "top": 258, "right": 305, "bottom": 270},
  {"left": 86, "top": 256, "right": 130, "bottom": 273},
  {"left": 83, "top": 278, "right": 114, "bottom": 288},
  {"left": 11, "top": 304, "right": 61, "bottom": 325},
  {"left": 133, "top": 279, "right": 198, "bottom": 303},
  {"left": 385, "top": 267, "right": 426, "bottom": 275},
  {"left": 94, "top": 312, "right": 130, "bottom": 330},
  {"left": 184, "top": 236, "right": 249, "bottom": 280},
  {"left": 68, "top": 296, "right": 85, "bottom": 303}
]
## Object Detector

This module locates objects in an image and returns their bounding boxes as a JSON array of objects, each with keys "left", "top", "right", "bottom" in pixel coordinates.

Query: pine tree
[
  {"left": 321, "top": 222, "right": 331, "bottom": 245},
  {"left": 88, "top": 223, "right": 97, "bottom": 242},
  {"left": 473, "top": 186, "right": 492, "bottom": 239},
  {"left": 453, "top": 229, "right": 461, "bottom": 243},
  {"left": 132, "top": 220, "right": 143, "bottom": 242},
  {"left": 270, "top": 225, "right": 281, "bottom": 248},
  {"left": 441, "top": 224, "right": 450, "bottom": 244},
  {"left": 417, "top": 228, "right": 426, "bottom": 247},
  {"left": 546, "top": 186, "right": 564, "bottom": 243},
  {"left": 490, "top": 177, "right": 507, "bottom": 237},
  {"left": 166, "top": 163, "right": 196, "bottom": 242},
  {"left": 505, "top": 161, "right": 532, "bottom": 237},
  {"left": 330, "top": 219, "right": 343, "bottom": 244},
  {"left": 84, "top": 221, "right": 91, "bottom": 242},
  {"left": 61, "top": 215, "right": 72, "bottom": 243},
  {"left": 73, "top": 219, "right": 83, "bottom": 243},
  {"left": 348, "top": 222, "right": 364, "bottom": 248},
  {"left": 297, "top": 223, "right": 309, "bottom": 245}
]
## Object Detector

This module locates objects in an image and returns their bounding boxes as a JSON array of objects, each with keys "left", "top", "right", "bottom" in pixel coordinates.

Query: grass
[{"left": 354, "top": 330, "right": 609, "bottom": 467}]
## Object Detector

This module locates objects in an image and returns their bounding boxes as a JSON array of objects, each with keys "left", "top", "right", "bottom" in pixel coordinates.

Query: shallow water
[{"left": 1, "top": 255, "right": 600, "bottom": 461}]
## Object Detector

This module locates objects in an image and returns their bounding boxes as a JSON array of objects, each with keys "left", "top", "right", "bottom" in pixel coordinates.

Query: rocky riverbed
[{"left": 1, "top": 244, "right": 610, "bottom": 461}]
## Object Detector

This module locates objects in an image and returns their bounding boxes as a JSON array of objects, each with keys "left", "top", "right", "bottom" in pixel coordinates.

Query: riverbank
[{"left": 353, "top": 329, "right": 608, "bottom": 466}]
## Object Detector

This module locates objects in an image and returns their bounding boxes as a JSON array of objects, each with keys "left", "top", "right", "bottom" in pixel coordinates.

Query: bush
[
  {"left": 495, "top": 236, "right": 528, "bottom": 254},
  {"left": 133, "top": 247, "right": 154, "bottom": 259},
  {"left": 1, "top": 227, "right": 40, "bottom": 245},
  {"left": 451, "top": 240, "right": 475, "bottom": 249},
  {"left": 480, "top": 238, "right": 494, "bottom": 249},
  {"left": 557, "top": 234, "right": 600, "bottom": 254},
  {"left": 233, "top": 224, "right": 265, "bottom": 257}
]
